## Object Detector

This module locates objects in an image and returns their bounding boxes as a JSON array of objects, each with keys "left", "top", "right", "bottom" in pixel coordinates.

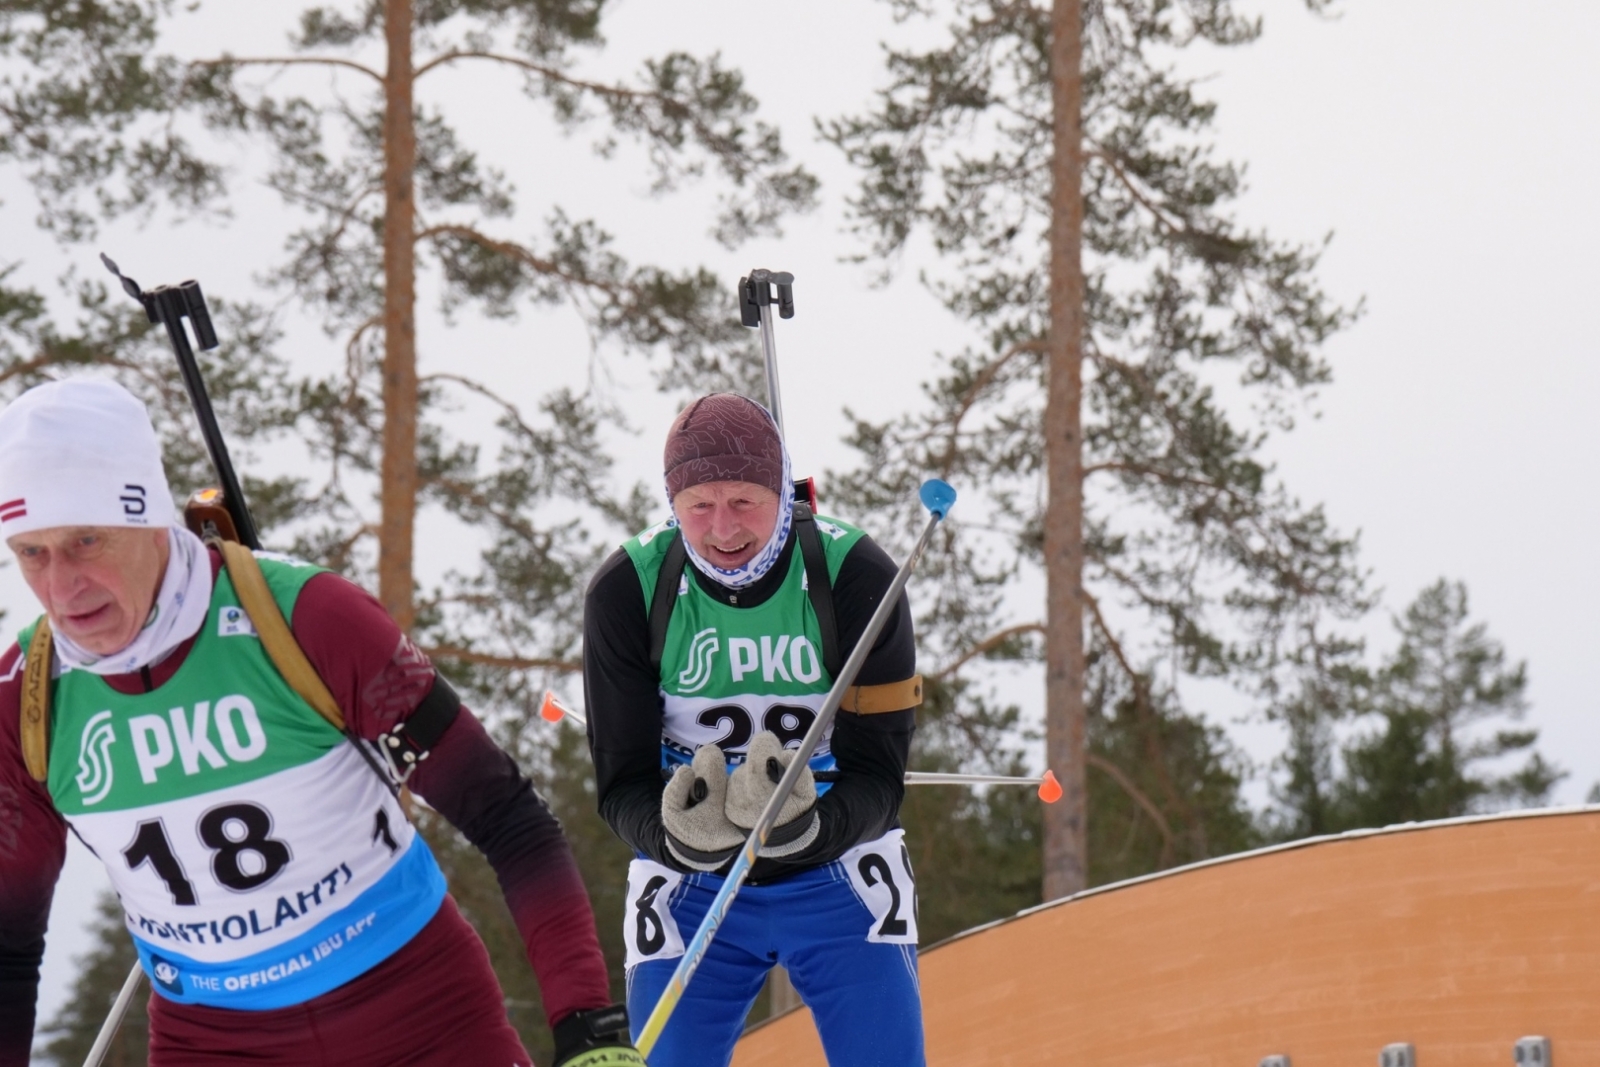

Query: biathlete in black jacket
[{"left": 582, "top": 392, "right": 926, "bottom": 1067}]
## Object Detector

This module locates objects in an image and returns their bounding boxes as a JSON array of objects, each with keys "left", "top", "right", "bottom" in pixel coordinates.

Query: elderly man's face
[
  {"left": 672, "top": 480, "right": 780, "bottom": 571},
  {"left": 7, "top": 526, "right": 170, "bottom": 655}
]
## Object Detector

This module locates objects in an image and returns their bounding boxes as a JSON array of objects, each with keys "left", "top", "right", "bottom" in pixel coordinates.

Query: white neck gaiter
[{"left": 53, "top": 526, "right": 214, "bottom": 676}]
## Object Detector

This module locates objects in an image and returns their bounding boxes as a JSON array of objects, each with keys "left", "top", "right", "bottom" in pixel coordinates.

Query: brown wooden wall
[{"left": 732, "top": 809, "right": 1600, "bottom": 1066}]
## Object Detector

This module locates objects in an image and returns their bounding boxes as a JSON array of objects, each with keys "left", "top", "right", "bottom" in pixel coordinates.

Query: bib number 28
[
  {"left": 844, "top": 831, "right": 918, "bottom": 945},
  {"left": 122, "top": 801, "right": 291, "bottom": 904}
]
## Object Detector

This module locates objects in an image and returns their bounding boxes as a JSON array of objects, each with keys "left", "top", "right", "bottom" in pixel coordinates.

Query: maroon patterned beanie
[{"left": 664, "top": 393, "right": 784, "bottom": 499}]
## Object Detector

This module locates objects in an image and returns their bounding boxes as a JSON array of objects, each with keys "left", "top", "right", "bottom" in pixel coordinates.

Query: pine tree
[
  {"left": 1275, "top": 579, "right": 1561, "bottom": 835},
  {"left": 823, "top": 0, "right": 1362, "bottom": 900},
  {"left": 1, "top": 0, "right": 813, "bottom": 628}
]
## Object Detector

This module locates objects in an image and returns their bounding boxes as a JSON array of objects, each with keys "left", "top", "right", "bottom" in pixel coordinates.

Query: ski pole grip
[{"left": 920, "top": 478, "right": 957, "bottom": 519}]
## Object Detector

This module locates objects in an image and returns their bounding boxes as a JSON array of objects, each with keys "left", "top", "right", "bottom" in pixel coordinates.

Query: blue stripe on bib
[{"left": 130, "top": 834, "right": 448, "bottom": 1010}]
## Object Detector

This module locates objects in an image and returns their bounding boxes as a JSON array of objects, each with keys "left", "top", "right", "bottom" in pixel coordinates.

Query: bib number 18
[{"left": 122, "top": 801, "right": 291, "bottom": 904}]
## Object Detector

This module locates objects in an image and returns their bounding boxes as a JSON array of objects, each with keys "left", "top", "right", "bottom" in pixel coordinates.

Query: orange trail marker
[{"left": 1037, "top": 769, "right": 1063, "bottom": 804}]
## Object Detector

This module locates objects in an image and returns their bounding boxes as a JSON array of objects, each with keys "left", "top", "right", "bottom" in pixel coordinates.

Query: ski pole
[
  {"left": 540, "top": 693, "right": 1062, "bottom": 802},
  {"left": 739, "top": 268, "right": 795, "bottom": 438},
  {"left": 81, "top": 962, "right": 144, "bottom": 1067},
  {"left": 633, "top": 478, "right": 956, "bottom": 1058},
  {"left": 100, "top": 253, "right": 260, "bottom": 549}
]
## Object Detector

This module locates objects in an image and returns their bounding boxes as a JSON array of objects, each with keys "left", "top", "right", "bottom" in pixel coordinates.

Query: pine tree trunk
[
  {"left": 1041, "top": 0, "right": 1088, "bottom": 901},
  {"left": 380, "top": 0, "right": 418, "bottom": 630}
]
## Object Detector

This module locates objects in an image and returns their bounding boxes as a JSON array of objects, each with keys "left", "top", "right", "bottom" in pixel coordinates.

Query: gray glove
[
  {"left": 725, "top": 731, "right": 819, "bottom": 859},
  {"left": 661, "top": 743, "right": 745, "bottom": 872}
]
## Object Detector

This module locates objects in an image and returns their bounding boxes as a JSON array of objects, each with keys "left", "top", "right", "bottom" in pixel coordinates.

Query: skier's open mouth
[
  {"left": 708, "top": 542, "right": 752, "bottom": 562},
  {"left": 64, "top": 603, "right": 112, "bottom": 627}
]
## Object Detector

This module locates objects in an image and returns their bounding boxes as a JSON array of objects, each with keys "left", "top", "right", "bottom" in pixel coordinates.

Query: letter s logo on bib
[
  {"left": 76, "top": 709, "right": 117, "bottom": 806},
  {"left": 678, "top": 628, "right": 720, "bottom": 694}
]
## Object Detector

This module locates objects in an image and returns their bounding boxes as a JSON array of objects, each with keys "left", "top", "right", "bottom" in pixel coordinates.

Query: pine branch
[
  {"left": 415, "top": 222, "right": 620, "bottom": 296},
  {"left": 933, "top": 621, "right": 1045, "bottom": 680},
  {"left": 414, "top": 50, "right": 648, "bottom": 102},
  {"left": 190, "top": 55, "right": 384, "bottom": 86},
  {"left": 939, "top": 338, "right": 1046, "bottom": 478},
  {"left": 1087, "top": 752, "right": 1175, "bottom": 867}
]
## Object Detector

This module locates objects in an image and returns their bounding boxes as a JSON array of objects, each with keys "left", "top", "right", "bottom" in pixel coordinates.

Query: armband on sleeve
[{"left": 839, "top": 675, "right": 923, "bottom": 715}]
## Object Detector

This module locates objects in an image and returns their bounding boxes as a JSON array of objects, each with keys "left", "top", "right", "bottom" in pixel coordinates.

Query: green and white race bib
[
  {"left": 24, "top": 554, "right": 445, "bottom": 1010},
  {"left": 622, "top": 515, "right": 864, "bottom": 773}
]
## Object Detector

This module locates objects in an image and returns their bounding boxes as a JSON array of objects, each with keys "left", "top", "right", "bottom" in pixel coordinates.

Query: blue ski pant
[{"left": 624, "top": 829, "right": 925, "bottom": 1067}]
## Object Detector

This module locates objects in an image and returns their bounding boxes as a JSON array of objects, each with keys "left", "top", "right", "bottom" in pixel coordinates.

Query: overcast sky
[{"left": 10, "top": 0, "right": 1600, "bottom": 1035}]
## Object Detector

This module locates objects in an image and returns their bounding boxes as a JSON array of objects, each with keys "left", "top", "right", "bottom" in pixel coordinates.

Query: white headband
[{"left": 0, "top": 378, "right": 176, "bottom": 538}]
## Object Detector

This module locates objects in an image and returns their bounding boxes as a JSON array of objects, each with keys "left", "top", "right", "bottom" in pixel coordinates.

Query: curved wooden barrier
[{"left": 732, "top": 807, "right": 1600, "bottom": 1065}]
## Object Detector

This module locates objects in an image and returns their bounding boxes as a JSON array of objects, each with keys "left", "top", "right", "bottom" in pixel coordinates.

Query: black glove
[{"left": 552, "top": 1004, "right": 645, "bottom": 1067}]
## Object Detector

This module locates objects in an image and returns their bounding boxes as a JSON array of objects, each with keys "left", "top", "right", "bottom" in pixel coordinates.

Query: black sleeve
[
  {"left": 582, "top": 536, "right": 918, "bottom": 880},
  {"left": 758, "top": 534, "right": 916, "bottom": 875},
  {"left": 583, "top": 548, "right": 677, "bottom": 868}
]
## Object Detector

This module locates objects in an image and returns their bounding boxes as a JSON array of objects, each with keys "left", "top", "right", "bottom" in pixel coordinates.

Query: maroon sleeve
[
  {"left": 289, "top": 573, "right": 612, "bottom": 1026},
  {"left": 0, "top": 642, "right": 68, "bottom": 1067}
]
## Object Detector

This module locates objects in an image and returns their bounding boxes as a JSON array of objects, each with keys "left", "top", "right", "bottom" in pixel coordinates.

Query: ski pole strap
[
  {"left": 648, "top": 532, "right": 689, "bottom": 672},
  {"left": 20, "top": 616, "right": 53, "bottom": 782}
]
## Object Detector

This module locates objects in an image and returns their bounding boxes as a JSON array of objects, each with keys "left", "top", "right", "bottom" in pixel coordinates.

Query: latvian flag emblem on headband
[{"left": 0, "top": 499, "right": 26, "bottom": 523}]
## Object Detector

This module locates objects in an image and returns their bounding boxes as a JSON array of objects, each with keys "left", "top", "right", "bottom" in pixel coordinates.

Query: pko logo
[
  {"left": 128, "top": 696, "right": 269, "bottom": 785},
  {"left": 678, "top": 628, "right": 719, "bottom": 694},
  {"left": 676, "top": 629, "right": 825, "bottom": 692},
  {"left": 75, "top": 710, "right": 117, "bottom": 806},
  {"left": 149, "top": 955, "right": 183, "bottom": 995}
]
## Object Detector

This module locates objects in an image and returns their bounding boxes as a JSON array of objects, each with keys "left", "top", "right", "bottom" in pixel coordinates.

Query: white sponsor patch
[
  {"left": 217, "top": 605, "right": 257, "bottom": 638},
  {"left": 637, "top": 519, "right": 674, "bottom": 547},
  {"left": 623, "top": 858, "right": 685, "bottom": 969},
  {"left": 842, "top": 829, "right": 918, "bottom": 945},
  {"left": 815, "top": 519, "right": 848, "bottom": 541}
]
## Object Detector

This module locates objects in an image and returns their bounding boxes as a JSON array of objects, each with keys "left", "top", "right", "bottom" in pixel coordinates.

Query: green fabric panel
[
  {"left": 44, "top": 552, "right": 343, "bottom": 815},
  {"left": 621, "top": 514, "right": 866, "bottom": 700}
]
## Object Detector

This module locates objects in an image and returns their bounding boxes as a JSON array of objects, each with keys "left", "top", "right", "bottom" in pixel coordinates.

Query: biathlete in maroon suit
[{"left": 0, "top": 379, "right": 642, "bottom": 1066}]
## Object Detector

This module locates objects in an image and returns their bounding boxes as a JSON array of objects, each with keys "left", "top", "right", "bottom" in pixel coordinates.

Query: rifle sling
[{"left": 20, "top": 617, "right": 52, "bottom": 782}]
